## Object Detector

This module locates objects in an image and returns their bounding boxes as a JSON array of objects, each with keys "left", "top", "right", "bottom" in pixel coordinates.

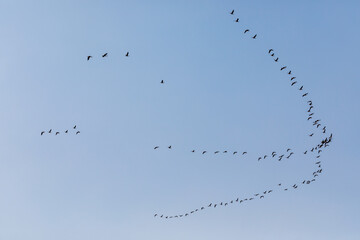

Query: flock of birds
[
  {"left": 153, "top": 9, "right": 334, "bottom": 219},
  {"left": 40, "top": 125, "right": 80, "bottom": 136}
]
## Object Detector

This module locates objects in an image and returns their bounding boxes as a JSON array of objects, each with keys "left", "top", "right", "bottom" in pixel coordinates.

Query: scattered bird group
[
  {"left": 41, "top": 125, "right": 80, "bottom": 136},
  {"left": 87, "top": 52, "right": 130, "bottom": 60}
]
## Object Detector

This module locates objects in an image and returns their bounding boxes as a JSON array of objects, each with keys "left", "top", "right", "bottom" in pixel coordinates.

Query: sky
[{"left": 0, "top": 0, "right": 360, "bottom": 239}]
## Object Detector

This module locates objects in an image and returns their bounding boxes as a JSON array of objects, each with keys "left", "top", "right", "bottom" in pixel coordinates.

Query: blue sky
[{"left": 0, "top": 0, "right": 359, "bottom": 239}]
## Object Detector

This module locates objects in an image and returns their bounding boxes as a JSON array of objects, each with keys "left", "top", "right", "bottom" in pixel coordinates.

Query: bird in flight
[
  {"left": 309, "top": 133, "right": 314, "bottom": 137},
  {"left": 161, "top": 80, "right": 164, "bottom": 84},
  {"left": 76, "top": 131, "right": 80, "bottom": 135},
  {"left": 268, "top": 49, "right": 274, "bottom": 54},
  {"left": 230, "top": 10, "right": 234, "bottom": 15},
  {"left": 168, "top": 145, "right": 172, "bottom": 149},
  {"left": 41, "top": 131, "right": 45, "bottom": 135},
  {"left": 191, "top": 150, "right": 195, "bottom": 152},
  {"left": 302, "top": 93, "right": 308, "bottom": 97},
  {"left": 233, "top": 151, "right": 237, "bottom": 155},
  {"left": 48, "top": 129, "right": 52, "bottom": 133},
  {"left": 202, "top": 151, "right": 207, "bottom": 154},
  {"left": 252, "top": 34, "right": 257, "bottom": 39},
  {"left": 125, "top": 52, "right": 129, "bottom": 57},
  {"left": 280, "top": 66, "right": 287, "bottom": 71},
  {"left": 291, "top": 77, "right": 296, "bottom": 80},
  {"left": 87, "top": 56, "right": 92, "bottom": 61},
  {"left": 288, "top": 71, "right": 292, "bottom": 75},
  {"left": 154, "top": 146, "right": 159, "bottom": 149},
  {"left": 235, "top": 18, "right": 239, "bottom": 22},
  {"left": 73, "top": 125, "right": 76, "bottom": 129},
  {"left": 55, "top": 132, "right": 60, "bottom": 135},
  {"left": 65, "top": 130, "right": 68, "bottom": 133},
  {"left": 271, "top": 53, "right": 275, "bottom": 56},
  {"left": 291, "top": 81, "right": 297, "bottom": 86},
  {"left": 244, "top": 29, "right": 250, "bottom": 34},
  {"left": 214, "top": 151, "right": 219, "bottom": 154},
  {"left": 274, "top": 57, "right": 279, "bottom": 62},
  {"left": 299, "top": 86, "right": 303, "bottom": 90},
  {"left": 102, "top": 53, "right": 108, "bottom": 57}
]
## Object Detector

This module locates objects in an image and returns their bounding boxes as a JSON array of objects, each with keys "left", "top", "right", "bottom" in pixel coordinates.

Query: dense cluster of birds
[
  {"left": 153, "top": 9, "right": 334, "bottom": 220},
  {"left": 40, "top": 125, "right": 80, "bottom": 136}
]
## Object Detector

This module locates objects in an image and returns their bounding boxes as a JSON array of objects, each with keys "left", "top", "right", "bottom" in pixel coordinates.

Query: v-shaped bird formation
[{"left": 152, "top": 9, "right": 334, "bottom": 220}]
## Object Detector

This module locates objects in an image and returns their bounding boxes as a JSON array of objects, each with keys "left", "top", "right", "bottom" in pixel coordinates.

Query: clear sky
[{"left": 0, "top": 0, "right": 359, "bottom": 239}]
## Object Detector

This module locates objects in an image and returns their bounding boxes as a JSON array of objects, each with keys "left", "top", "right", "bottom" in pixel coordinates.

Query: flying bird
[
  {"left": 302, "top": 93, "right": 308, "bottom": 97},
  {"left": 154, "top": 146, "right": 159, "bottom": 149},
  {"left": 41, "top": 131, "right": 45, "bottom": 135},
  {"left": 76, "top": 131, "right": 80, "bottom": 135},
  {"left": 274, "top": 58, "right": 279, "bottom": 62},
  {"left": 202, "top": 151, "right": 207, "bottom": 154},
  {"left": 160, "top": 80, "right": 164, "bottom": 84},
  {"left": 252, "top": 34, "right": 257, "bottom": 39},
  {"left": 244, "top": 29, "right": 250, "bottom": 33},
  {"left": 48, "top": 129, "right": 52, "bottom": 133},
  {"left": 291, "top": 81, "right": 297, "bottom": 86},
  {"left": 268, "top": 49, "right": 274, "bottom": 54},
  {"left": 235, "top": 18, "right": 239, "bottom": 22},
  {"left": 288, "top": 71, "right": 292, "bottom": 75},
  {"left": 125, "top": 52, "right": 129, "bottom": 57},
  {"left": 168, "top": 145, "right": 172, "bottom": 149},
  {"left": 230, "top": 10, "right": 234, "bottom": 15},
  {"left": 102, "top": 53, "right": 108, "bottom": 57},
  {"left": 65, "top": 130, "right": 68, "bottom": 133},
  {"left": 291, "top": 77, "right": 296, "bottom": 80},
  {"left": 242, "top": 152, "right": 247, "bottom": 155},
  {"left": 87, "top": 56, "right": 92, "bottom": 61},
  {"left": 299, "top": 86, "right": 303, "bottom": 90},
  {"left": 73, "top": 125, "right": 76, "bottom": 129},
  {"left": 280, "top": 66, "right": 287, "bottom": 71},
  {"left": 55, "top": 132, "right": 60, "bottom": 135}
]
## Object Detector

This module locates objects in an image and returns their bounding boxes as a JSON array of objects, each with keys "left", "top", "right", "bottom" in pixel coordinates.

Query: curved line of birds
[
  {"left": 153, "top": 9, "right": 334, "bottom": 220},
  {"left": 40, "top": 125, "right": 80, "bottom": 136}
]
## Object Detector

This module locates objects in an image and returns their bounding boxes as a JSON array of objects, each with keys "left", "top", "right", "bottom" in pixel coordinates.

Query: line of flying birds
[
  {"left": 86, "top": 52, "right": 130, "bottom": 60},
  {"left": 40, "top": 125, "right": 80, "bottom": 135},
  {"left": 153, "top": 9, "right": 333, "bottom": 220}
]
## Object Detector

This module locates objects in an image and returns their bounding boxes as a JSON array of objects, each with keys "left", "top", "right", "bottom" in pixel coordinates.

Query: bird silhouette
[
  {"left": 291, "top": 81, "right": 297, "bottom": 86},
  {"left": 48, "top": 129, "right": 52, "bottom": 133},
  {"left": 230, "top": 10, "right": 234, "bottom": 15},
  {"left": 268, "top": 49, "right": 274, "bottom": 54},
  {"left": 291, "top": 77, "right": 296, "bottom": 80},
  {"left": 299, "top": 86, "right": 303, "bottom": 90},
  {"left": 65, "top": 130, "right": 68, "bottom": 133},
  {"left": 202, "top": 151, "right": 207, "bottom": 154},
  {"left": 55, "top": 132, "right": 60, "bottom": 135},
  {"left": 161, "top": 80, "right": 164, "bottom": 84},
  {"left": 41, "top": 131, "right": 45, "bottom": 135},
  {"left": 288, "top": 71, "right": 292, "bottom": 75},
  {"left": 102, "top": 53, "right": 108, "bottom": 57},
  {"left": 87, "top": 56, "right": 92, "bottom": 61},
  {"left": 235, "top": 18, "right": 239, "bottom": 22},
  {"left": 125, "top": 52, "right": 129, "bottom": 57},
  {"left": 302, "top": 93, "right": 308, "bottom": 97},
  {"left": 154, "top": 146, "right": 159, "bottom": 149},
  {"left": 280, "top": 66, "right": 287, "bottom": 71},
  {"left": 242, "top": 152, "right": 247, "bottom": 155},
  {"left": 76, "top": 131, "right": 80, "bottom": 135},
  {"left": 73, "top": 125, "right": 76, "bottom": 129},
  {"left": 252, "top": 34, "right": 257, "bottom": 39},
  {"left": 244, "top": 29, "right": 250, "bottom": 34},
  {"left": 168, "top": 145, "right": 172, "bottom": 149},
  {"left": 274, "top": 58, "right": 279, "bottom": 62}
]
